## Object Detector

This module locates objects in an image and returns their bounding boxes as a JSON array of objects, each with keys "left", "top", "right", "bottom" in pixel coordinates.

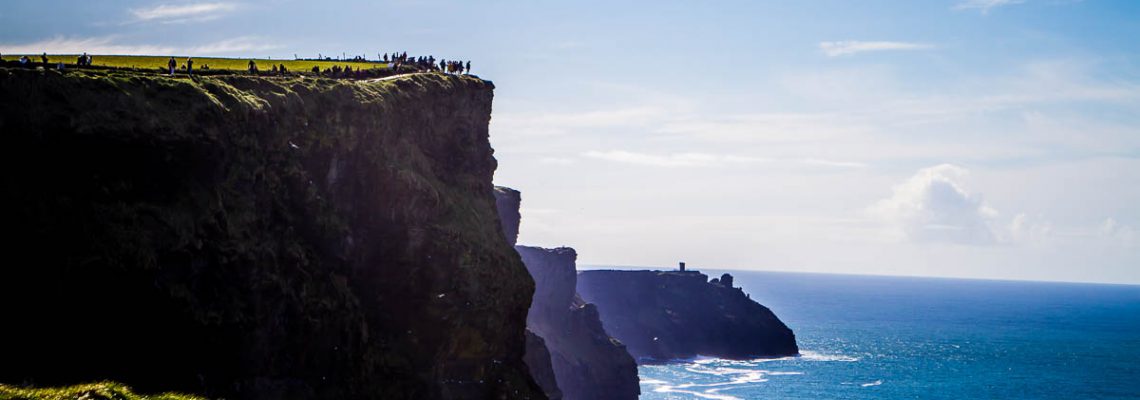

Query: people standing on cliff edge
[
  {"left": 167, "top": 57, "right": 177, "bottom": 76},
  {"left": 186, "top": 57, "right": 194, "bottom": 77},
  {"left": 465, "top": 60, "right": 471, "bottom": 74},
  {"left": 41, "top": 53, "right": 49, "bottom": 67}
]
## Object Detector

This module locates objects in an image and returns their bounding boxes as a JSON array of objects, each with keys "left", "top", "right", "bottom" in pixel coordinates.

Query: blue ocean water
[{"left": 635, "top": 270, "right": 1140, "bottom": 399}]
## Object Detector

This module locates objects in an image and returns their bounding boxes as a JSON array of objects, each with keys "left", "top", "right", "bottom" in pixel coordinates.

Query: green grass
[
  {"left": 0, "top": 382, "right": 207, "bottom": 400},
  {"left": 1, "top": 54, "right": 388, "bottom": 72}
]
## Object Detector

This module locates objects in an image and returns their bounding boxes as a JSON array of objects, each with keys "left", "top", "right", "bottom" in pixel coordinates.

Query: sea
[{"left": 632, "top": 270, "right": 1140, "bottom": 400}]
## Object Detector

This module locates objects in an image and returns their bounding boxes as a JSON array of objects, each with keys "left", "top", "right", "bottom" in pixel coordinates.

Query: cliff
[
  {"left": 577, "top": 270, "right": 799, "bottom": 361},
  {"left": 0, "top": 68, "right": 544, "bottom": 399},
  {"left": 494, "top": 186, "right": 521, "bottom": 246},
  {"left": 493, "top": 188, "right": 639, "bottom": 400},
  {"left": 523, "top": 330, "right": 562, "bottom": 400},
  {"left": 515, "top": 247, "right": 640, "bottom": 400}
]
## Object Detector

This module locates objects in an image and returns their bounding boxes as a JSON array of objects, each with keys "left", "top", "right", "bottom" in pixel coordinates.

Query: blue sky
[{"left": 4, "top": 0, "right": 1139, "bottom": 283}]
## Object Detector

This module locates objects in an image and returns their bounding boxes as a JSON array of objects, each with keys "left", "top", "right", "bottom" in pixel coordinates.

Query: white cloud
[
  {"left": 188, "top": 36, "right": 281, "bottom": 54},
  {"left": 1100, "top": 218, "right": 1137, "bottom": 247},
  {"left": 130, "top": 2, "right": 238, "bottom": 23},
  {"left": 0, "top": 35, "right": 279, "bottom": 56},
  {"left": 538, "top": 157, "right": 576, "bottom": 166},
  {"left": 801, "top": 158, "right": 868, "bottom": 169},
  {"left": 583, "top": 150, "right": 769, "bottom": 168},
  {"left": 493, "top": 106, "right": 670, "bottom": 137},
  {"left": 582, "top": 150, "right": 869, "bottom": 170},
  {"left": 1008, "top": 213, "right": 1053, "bottom": 244},
  {"left": 871, "top": 164, "right": 1001, "bottom": 245},
  {"left": 954, "top": 0, "right": 1025, "bottom": 14},
  {"left": 818, "top": 41, "right": 934, "bottom": 57},
  {"left": 0, "top": 36, "right": 175, "bottom": 55}
]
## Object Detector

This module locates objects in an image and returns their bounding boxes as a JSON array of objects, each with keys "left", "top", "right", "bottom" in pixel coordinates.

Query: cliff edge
[
  {"left": 577, "top": 270, "right": 799, "bottom": 361},
  {"left": 494, "top": 188, "right": 639, "bottom": 400},
  {"left": 0, "top": 68, "right": 544, "bottom": 399}
]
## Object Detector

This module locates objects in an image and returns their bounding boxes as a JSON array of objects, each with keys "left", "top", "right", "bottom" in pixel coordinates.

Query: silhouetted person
[
  {"left": 248, "top": 59, "right": 257, "bottom": 73},
  {"left": 168, "top": 57, "right": 177, "bottom": 76},
  {"left": 466, "top": 61, "right": 471, "bottom": 74},
  {"left": 186, "top": 57, "right": 194, "bottom": 77},
  {"left": 312, "top": 65, "right": 320, "bottom": 74},
  {"left": 279, "top": 64, "right": 287, "bottom": 74},
  {"left": 40, "top": 53, "right": 48, "bottom": 67}
]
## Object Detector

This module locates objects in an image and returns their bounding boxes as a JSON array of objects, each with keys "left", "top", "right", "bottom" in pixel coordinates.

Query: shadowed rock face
[
  {"left": 516, "top": 247, "right": 641, "bottom": 400},
  {"left": 577, "top": 270, "right": 799, "bottom": 361},
  {"left": 523, "top": 330, "right": 563, "bottom": 400},
  {"left": 0, "top": 68, "right": 544, "bottom": 400},
  {"left": 494, "top": 186, "right": 521, "bottom": 246},
  {"left": 493, "top": 187, "right": 639, "bottom": 400}
]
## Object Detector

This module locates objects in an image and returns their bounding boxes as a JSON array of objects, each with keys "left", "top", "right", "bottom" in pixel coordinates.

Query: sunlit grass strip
[
  {"left": 0, "top": 381, "right": 207, "bottom": 400},
  {"left": 0, "top": 54, "right": 387, "bottom": 72}
]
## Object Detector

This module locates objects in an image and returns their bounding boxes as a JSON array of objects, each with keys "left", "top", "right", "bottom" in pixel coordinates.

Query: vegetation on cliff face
[
  {"left": 0, "top": 67, "right": 543, "bottom": 399},
  {"left": 0, "top": 382, "right": 205, "bottom": 400}
]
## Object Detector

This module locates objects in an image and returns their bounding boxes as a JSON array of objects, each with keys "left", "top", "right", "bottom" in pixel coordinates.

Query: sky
[{"left": 3, "top": 0, "right": 1139, "bottom": 284}]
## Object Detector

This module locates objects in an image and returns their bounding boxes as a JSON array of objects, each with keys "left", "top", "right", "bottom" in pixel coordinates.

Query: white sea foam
[
  {"left": 861, "top": 380, "right": 883, "bottom": 387},
  {"left": 643, "top": 356, "right": 816, "bottom": 399},
  {"left": 767, "top": 371, "right": 805, "bottom": 376},
  {"left": 797, "top": 350, "right": 860, "bottom": 362},
  {"left": 663, "top": 388, "right": 741, "bottom": 400},
  {"left": 650, "top": 382, "right": 745, "bottom": 400}
]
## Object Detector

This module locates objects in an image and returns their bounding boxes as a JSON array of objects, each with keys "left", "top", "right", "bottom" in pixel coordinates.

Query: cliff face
[
  {"left": 516, "top": 247, "right": 640, "bottom": 400},
  {"left": 492, "top": 187, "right": 639, "bottom": 400},
  {"left": 577, "top": 270, "right": 799, "bottom": 361},
  {"left": 523, "top": 330, "right": 562, "bottom": 400},
  {"left": 0, "top": 68, "right": 544, "bottom": 399},
  {"left": 494, "top": 186, "right": 521, "bottom": 246}
]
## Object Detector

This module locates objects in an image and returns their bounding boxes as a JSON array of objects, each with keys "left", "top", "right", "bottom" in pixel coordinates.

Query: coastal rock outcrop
[
  {"left": 493, "top": 188, "right": 640, "bottom": 400},
  {"left": 577, "top": 270, "right": 799, "bottom": 361},
  {"left": 0, "top": 68, "right": 543, "bottom": 399}
]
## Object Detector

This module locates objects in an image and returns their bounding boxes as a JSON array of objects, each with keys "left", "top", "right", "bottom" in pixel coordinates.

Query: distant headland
[{"left": 578, "top": 265, "right": 799, "bottom": 361}]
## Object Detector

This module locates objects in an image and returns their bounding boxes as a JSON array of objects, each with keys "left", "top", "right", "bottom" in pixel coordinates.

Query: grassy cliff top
[
  {"left": 0, "top": 382, "right": 207, "bottom": 400},
  {"left": 1, "top": 54, "right": 388, "bottom": 72}
]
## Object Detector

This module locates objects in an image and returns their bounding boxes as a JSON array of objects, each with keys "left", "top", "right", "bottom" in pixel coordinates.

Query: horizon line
[{"left": 576, "top": 264, "right": 1140, "bottom": 287}]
